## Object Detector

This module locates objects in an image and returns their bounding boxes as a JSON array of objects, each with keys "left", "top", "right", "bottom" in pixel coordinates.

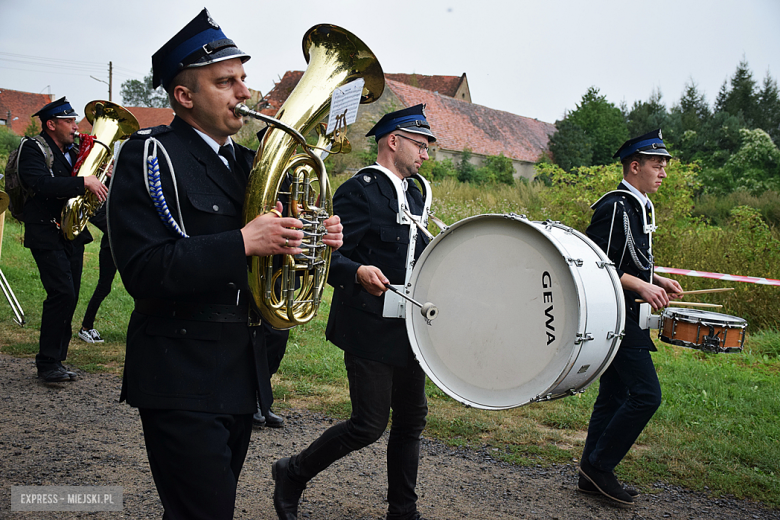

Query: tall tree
[
  {"left": 548, "top": 118, "right": 592, "bottom": 172},
  {"left": 715, "top": 58, "right": 759, "bottom": 127},
  {"left": 677, "top": 79, "right": 710, "bottom": 133},
  {"left": 566, "top": 87, "right": 628, "bottom": 165},
  {"left": 626, "top": 88, "right": 670, "bottom": 138},
  {"left": 120, "top": 68, "right": 170, "bottom": 108},
  {"left": 757, "top": 71, "right": 780, "bottom": 144}
]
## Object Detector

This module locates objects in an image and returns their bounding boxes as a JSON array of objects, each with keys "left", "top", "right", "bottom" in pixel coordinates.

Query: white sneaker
[{"left": 78, "top": 328, "right": 104, "bottom": 343}]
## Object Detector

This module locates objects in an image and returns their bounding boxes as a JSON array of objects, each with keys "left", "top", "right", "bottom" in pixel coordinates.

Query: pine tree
[{"left": 757, "top": 72, "right": 780, "bottom": 144}]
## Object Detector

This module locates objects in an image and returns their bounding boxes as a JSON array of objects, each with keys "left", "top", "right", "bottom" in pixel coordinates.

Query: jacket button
[
  {"left": 213, "top": 204, "right": 220, "bottom": 212},
  {"left": 396, "top": 237, "right": 400, "bottom": 241},
  {"left": 178, "top": 329, "right": 187, "bottom": 335},
  {"left": 227, "top": 282, "right": 237, "bottom": 290}
]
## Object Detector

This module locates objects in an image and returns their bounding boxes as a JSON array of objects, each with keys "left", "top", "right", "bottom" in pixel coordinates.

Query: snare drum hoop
[
  {"left": 404, "top": 214, "right": 622, "bottom": 410},
  {"left": 660, "top": 307, "right": 747, "bottom": 352}
]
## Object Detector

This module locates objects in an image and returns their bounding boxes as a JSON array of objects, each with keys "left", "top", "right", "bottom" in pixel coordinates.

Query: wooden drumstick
[
  {"left": 634, "top": 299, "right": 723, "bottom": 308},
  {"left": 670, "top": 288, "right": 735, "bottom": 296}
]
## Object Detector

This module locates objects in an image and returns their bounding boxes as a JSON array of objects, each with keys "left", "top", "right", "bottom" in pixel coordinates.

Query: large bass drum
[{"left": 405, "top": 214, "right": 625, "bottom": 410}]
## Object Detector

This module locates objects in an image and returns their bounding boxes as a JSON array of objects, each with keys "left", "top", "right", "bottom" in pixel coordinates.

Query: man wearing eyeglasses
[{"left": 272, "top": 104, "right": 436, "bottom": 520}]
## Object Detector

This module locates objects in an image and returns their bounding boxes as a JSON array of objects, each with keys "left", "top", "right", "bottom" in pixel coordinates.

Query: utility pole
[{"left": 90, "top": 61, "right": 113, "bottom": 101}]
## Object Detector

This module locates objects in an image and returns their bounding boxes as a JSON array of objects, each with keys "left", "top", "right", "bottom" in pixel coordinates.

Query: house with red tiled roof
[
  {"left": 0, "top": 88, "right": 53, "bottom": 135},
  {"left": 383, "top": 79, "right": 555, "bottom": 179},
  {"left": 252, "top": 71, "right": 554, "bottom": 179},
  {"left": 77, "top": 106, "right": 175, "bottom": 134},
  {"left": 384, "top": 73, "right": 471, "bottom": 103}
]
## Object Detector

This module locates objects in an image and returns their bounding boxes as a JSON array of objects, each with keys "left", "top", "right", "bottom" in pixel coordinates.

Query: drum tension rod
[{"left": 384, "top": 284, "right": 438, "bottom": 322}]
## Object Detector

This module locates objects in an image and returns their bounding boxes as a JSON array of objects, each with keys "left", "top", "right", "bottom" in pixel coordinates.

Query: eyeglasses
[{"left": 393, "top": 134, "right": 429, "bottom": 154}]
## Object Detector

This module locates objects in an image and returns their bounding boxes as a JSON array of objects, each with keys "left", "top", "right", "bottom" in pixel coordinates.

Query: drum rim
[{"left": 663, "top": 307, "right": 747, "bottom": 327}]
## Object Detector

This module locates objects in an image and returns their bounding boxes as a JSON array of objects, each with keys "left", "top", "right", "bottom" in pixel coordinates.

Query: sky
[{"left": 1, "top": 0, "right": 779, "bottom": 126}]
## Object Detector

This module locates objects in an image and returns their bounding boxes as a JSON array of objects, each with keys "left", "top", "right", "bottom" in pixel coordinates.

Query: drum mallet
[{"left": 385, "top": 284, "right": 439, "bottom": 321}]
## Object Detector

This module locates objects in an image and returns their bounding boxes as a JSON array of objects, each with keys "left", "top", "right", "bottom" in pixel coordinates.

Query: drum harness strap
[
  {"left": 594, "top": 189, "right": 656, "bottom": 273},
  {"left": 356, "top": 165, "right": 433, "bottom": 323}
]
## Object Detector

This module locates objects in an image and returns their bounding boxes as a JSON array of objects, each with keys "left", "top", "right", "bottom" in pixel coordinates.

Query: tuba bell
[
  {"left": 236, "top": 24, "right": 384, "bottom": 329},
  {"left": 61, "top": 100, "right": 139, "bottom": 240}
]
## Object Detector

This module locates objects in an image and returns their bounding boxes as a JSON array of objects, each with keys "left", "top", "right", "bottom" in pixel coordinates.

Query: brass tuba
[
  {"left": 61, "top": 100, "right": 139, "bottom": 240},
  {"left": 236, "top": 24, "right": 384, "bottom": 329}
]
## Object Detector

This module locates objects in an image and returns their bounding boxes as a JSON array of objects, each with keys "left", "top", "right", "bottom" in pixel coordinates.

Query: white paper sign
[{"left": 326, "top": 78, "right": 365, "bottom": 135}]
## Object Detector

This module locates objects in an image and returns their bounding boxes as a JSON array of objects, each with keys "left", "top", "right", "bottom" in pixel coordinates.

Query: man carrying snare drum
[{"left": 578, "top": 129, "right": 683, "bottom": 506}]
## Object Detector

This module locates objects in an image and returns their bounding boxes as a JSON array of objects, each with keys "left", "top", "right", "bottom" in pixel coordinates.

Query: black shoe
[
  {"left": 578, "top": 475, "right": 638, "bottom": 497},
  {"left": 272, "top": 457, "right": 306, "bottom": 520},
  {"left": 57, "top": 363, "right": 78, "bottom": 380},
  {"left": 579, "top": 458, "right": 634, "bottom": 505},
  {"left": 252, "top": 409, "right": 266, "bottom": 427},
  {"left": 265, "top": 409, "right": 285, "bottom": 428},
  {"left": 38, "top": 367, "right": 72, "bottom": 382}
]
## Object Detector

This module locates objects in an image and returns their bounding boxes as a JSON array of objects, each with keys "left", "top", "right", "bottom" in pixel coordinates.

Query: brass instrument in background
[
  {"left": 61, "top": 101, "right": 139, "bottom": 240},
  {"left": 236, "top": 24, "right": 384, "bottom": 329}
]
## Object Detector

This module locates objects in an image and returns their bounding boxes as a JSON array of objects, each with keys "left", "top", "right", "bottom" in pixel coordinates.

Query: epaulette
[
  {"left": 129, "top": 125, "right": 173, "bottom": 140},
  {"left": 355, "top": 169, "right": 378, "bottom": 185}
]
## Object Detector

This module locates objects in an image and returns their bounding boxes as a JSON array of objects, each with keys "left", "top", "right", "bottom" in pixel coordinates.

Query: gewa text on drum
[{"left": 403, "top": 213, "right": 626, "bottom": 410}]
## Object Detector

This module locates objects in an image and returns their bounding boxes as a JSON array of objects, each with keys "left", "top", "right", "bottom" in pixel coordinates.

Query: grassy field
[{"left": 1, "top": 177, "right": 779, "bottom": 509}]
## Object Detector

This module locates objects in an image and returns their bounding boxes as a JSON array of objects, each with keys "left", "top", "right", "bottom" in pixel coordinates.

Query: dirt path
[{"left": 1, "top": 353, "right": 777, "bottom": 520}]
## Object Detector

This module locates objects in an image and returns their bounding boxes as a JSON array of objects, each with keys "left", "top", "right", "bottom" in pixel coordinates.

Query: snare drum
[
  {"left": 659, "top": 307, "right": 747, "bottom": 353},
  {"left": 404, "top": 214, "right": 625, "bottom": 410}
]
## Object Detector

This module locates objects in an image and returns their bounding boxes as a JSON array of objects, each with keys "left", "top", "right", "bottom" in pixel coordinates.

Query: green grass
[{"left": 2, "top": 179, "right": 780, "bottom": 509}]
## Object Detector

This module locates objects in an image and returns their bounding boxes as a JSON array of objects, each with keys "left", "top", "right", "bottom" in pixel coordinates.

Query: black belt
[{"left": 134, "top": 299, "right": 250, "bottom": 323}]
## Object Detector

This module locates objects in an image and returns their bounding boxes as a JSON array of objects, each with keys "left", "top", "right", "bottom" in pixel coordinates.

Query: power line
[{"left": 0, "top": 51, "right": 106, "bottom": 67}]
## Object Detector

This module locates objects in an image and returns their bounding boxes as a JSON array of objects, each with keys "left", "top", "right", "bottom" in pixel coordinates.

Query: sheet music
[{"left": 326, "top": 78, "right": 365, "bottom": 134}]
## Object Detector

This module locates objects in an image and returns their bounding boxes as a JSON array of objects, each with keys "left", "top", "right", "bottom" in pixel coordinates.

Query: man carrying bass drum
[
  {"left": 272, "top": 104, "right": 436, "bottom": 520},
  {"left": 578, "top": 129, "right": 683, "bottom": 506}
]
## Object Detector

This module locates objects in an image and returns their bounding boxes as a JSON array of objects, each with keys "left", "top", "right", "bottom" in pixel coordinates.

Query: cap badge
[
  {"left": 207, "top": 13, "right": 219, "bottom": 28},
  {"left": 658, "top": 129, "right": 663, "bottom": 139},
  {"left": 363, "top": 175, "right": 372, "bottom": 183}
]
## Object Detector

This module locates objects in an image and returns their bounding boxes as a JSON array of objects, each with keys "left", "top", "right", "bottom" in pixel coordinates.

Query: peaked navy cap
[
  {"left": 152, "top": 8, "right": 250, "bottom": 90},
  {"left": 613, "top": 129, "right": 672, "bottom": 161},
  {"left": 32, "top": 97, "right": 79, "bottom": 121},
  {"left": 366, "top": 104, "right": 436, "bottom": 142}
]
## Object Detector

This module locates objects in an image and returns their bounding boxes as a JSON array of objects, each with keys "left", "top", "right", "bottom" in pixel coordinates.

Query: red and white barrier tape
[{"left": 655, "top": 266, "right": 780, "bottom": 286}]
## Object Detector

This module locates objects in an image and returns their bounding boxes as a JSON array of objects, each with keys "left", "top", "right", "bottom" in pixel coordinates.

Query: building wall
[{"left": 435, "top": 148, "right": 536, "bottom": 181}]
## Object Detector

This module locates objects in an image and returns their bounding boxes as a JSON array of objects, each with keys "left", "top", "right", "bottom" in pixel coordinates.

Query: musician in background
[
  {"left": 272, "top": 105, "right": 435, "bottom": 520},
  {"left": 578, "top": 130, "right": 682, "bottom": 505},
  {"left": 77, "top": 204, "right": 114, "bottom": 344},
  {"left": 19, "top": 97, "right": 107, "bottom": 382},
  {"left": 106, "top": 10, "right": 342, "bottom": 519}
]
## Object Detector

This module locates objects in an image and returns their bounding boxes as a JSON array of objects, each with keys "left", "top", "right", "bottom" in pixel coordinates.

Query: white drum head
[{"left": 406, "top": 215, "right": 584, "bottom": 410}]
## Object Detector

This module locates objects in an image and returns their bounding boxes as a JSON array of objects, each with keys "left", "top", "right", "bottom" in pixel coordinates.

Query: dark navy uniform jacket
[
  {"left": 107, "top": 115, "right": 271, "bottom": 414},
  {"left": 19, "top": 132, "right": 93, "bottom": 250},
  {"left": 326, "top": 167, "right": 430, "bottom": 367},
  {"left": 586, "top": 182, "right": 656, "bottom": 350}
]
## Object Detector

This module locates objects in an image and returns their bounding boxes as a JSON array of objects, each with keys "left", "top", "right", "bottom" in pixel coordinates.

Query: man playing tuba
[
  {"left": 106, "top": 9, "right": 342, "bottom": 519},
  {"left": 20, "top": 97, "right": 107, "bottom": 382}
]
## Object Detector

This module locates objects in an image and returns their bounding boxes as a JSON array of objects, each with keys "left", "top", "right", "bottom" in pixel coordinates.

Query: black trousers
[
  {"left": 288, "top": 352, "right": 428, "bottom": 520},
  {"left": 30, "top": 244, "right": 84, "bottom": 370},
  {"left": 582, "top": 346, "right": 662, "bottom": 473},
  {"left": 139, "top": 409, "right": 254, "bottom": 520},
  {"left": 263, "top": 322, "right": 289, "bottom": 376},
  {"left": 81, "top": 233, "right": 116, "bottom": 330}
]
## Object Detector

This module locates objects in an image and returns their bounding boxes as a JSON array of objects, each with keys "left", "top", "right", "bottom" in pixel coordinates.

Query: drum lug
[
  {"left": 596, "top": 260, "right": 614, "bottom": 269},
  {"left": 566, "top": 257, "right": 584, "bottom": 267},
  {"left": 574, "top": 332, "right": 594, "bottom": 344},
  {"left": 607, "top": 330, "right": 625, "bottom": 340}
]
